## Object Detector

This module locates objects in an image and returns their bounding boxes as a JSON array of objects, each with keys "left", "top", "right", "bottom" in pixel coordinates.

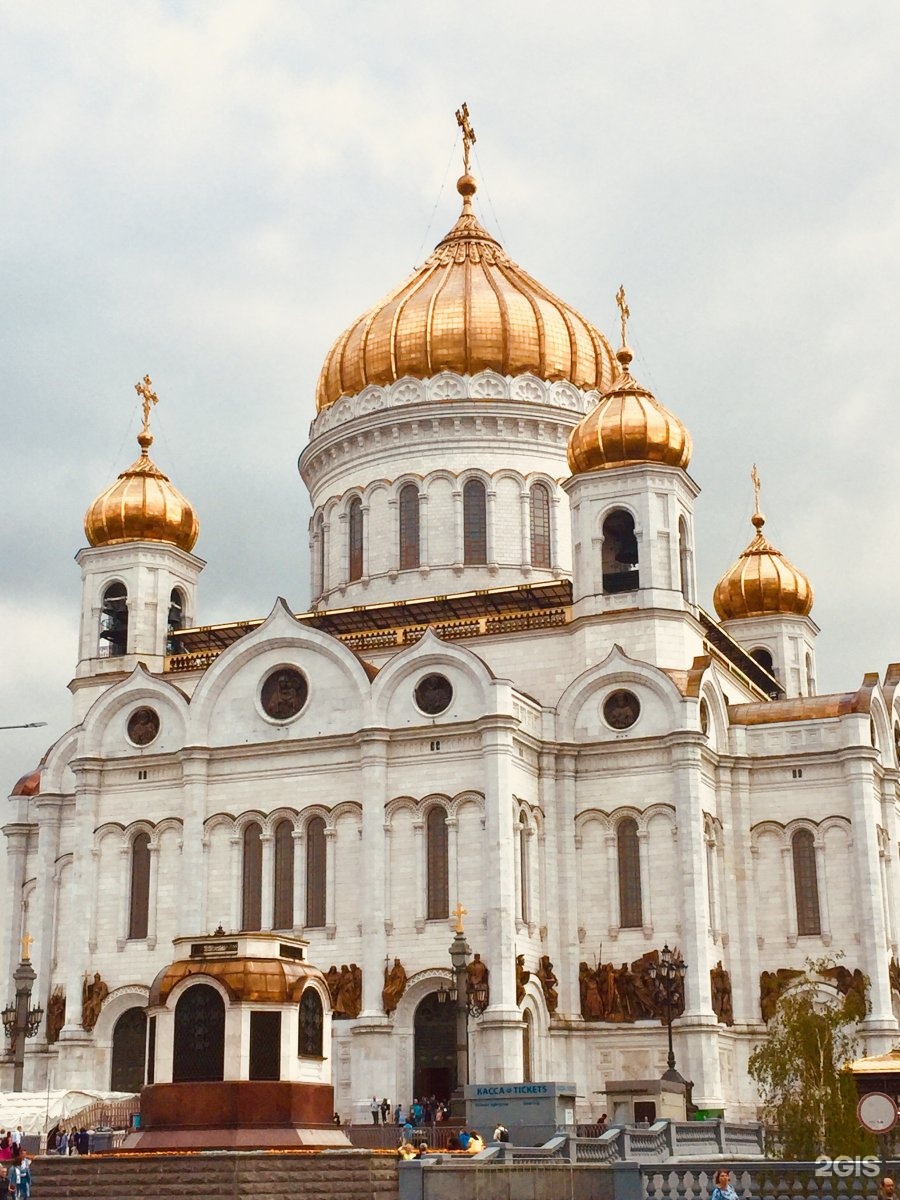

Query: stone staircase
[{"left": 29, "top": 1149, "right": 399, "bottom": 1199}]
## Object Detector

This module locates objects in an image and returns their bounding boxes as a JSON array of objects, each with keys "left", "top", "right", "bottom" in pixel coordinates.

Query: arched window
[
  {"left": 426, "top": 807, "right": 449, "bottom": 920},
  {"left": 348, "top": 497, "right": 363, "bottom": 581},
  {"left": 463, "top": 479, "right": 487, "bottom": 565},
  {"left": 273, "top": 819, "right": 294, "bottom": 930},
  {"left": 792, "top": 828, "right": 821, "bottom": 936},
  {"left": 518, "top": 813, "right": 529, "bottom": 922},
  {"left": 99, "top": 582, "right": 128, "bottom": 657},
  {"left": 530, "top": 483, "right": 551, "bottom": 569},
  {"left": 751, "top": 647, "right": 775, "bottom": 676},
  {"left": 166, "top": 588, "right": 185, "bottom": 655},
  {"left": 806, "top": 653, "right": 815, "bottom": 696},
  {"left": 602, "top": 511, "right": 639, "bottom": 593},
  {"left": 315, "top": 514, "right": 326, "bottom": 597},
  {"left": 128, "top": 832, "right": 151, "bottom": 940},
  {"left": 617, "top": 817, "right": 643, "bottom": 928},
  {"left": 306, "top": 816, "right": 326, "bottom": 928},
  {"left": 399, "top": 484, "right": 420, "bottom": 570},
  {"left": 110, "top": 1007, "right": 147, "bottom": 1092},
  {"left": 298, "top": 988, "right": 324, "bottom": 1057},
  {"left": 241, "top": 821, "right": 263, "bottom": 931},
  {"left": 173, "top": 984, "right": 225, "bottom": 1082},
  {"left": 678, "top": 516, "right": 692, "bottom": 602}
]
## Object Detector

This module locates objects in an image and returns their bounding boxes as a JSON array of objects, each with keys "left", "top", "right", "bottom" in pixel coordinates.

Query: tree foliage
[{"left": 748, "top": 958, "right": 874, "bottom": 1159}]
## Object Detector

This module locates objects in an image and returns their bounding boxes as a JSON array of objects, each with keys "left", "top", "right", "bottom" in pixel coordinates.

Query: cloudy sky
[{"left": 3, "top": 1, "right": 900, "bottom": 788}]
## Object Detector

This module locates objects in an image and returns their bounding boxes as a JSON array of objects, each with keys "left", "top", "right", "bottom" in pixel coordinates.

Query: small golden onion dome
[
  {"left": 567, "top": 345, "right": 692, "bottom": 474},
  {"left": 10, "top": 765, "right": 41, "bottom": 797},
  {"left": 713, "top": 510, "right": 813, "bottom": 620},
  {"left": 84, "top": 428, "right": 199, "bottom": 553},
  {"left": 315, "top": 174, "right": 618, "bottom": 410}
]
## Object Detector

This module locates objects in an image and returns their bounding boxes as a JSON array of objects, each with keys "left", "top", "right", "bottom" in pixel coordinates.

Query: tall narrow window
[
  {"left": 530, "top": 483, "right": 551, "bottom": 569},
  {"left": 518, "top": 813, "right": 529, "bottom": 922},
  {"left": 306, "top": 816, "right": 326, "bottom": 928},
  {"left": 99, "top": 582, "right": 128, "bottom": 657},
  {"left": 602, "top": 511, "right": 639, "bottom": 593},
  {"left": 426, "top": 807, "right": 449, "bottom": 920},
  {"left": 315, "top": 514, "right": 326, "bottom": 597},
  {"left": 166, "top": 588, "right": 185, "bottom": 655},
  {"left": 273, "top": 819, "right": 294, "bottom": 930},
  {"left": 617, "top": 817, "right": 643, "bottom": 928},
  {"left": 348, "top": 497, "right": 363, "bottom": 581},
  {"left": 128, "top": 832, "right": 151, "bottom": 940},
  {"left": 463, "top": 479, "right": 487, "bottom": 565},
  {"left": 806, "top": 653, "right": 815, "bottom": 696},
  {"left": 298, "top": 988, "right": 324, "bottom": 1057},
  {"left": 241, "top": 821, "right": 263, "bottom": 931},
  {"left": 678, "top": 516, "right": 692, "bottom": 602},
  {"left": 792, "top": 828, "right": 821, "bottom": 935},
  {"left": 399, "top": 484, "right": 420, "bottom": 570}
]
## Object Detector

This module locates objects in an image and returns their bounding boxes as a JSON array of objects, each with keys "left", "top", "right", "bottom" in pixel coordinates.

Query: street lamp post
[
  {"left": 437, "top": 903, "right": 489, "bottom": 1115},
  {"left": 2, "top": 935, "right": 44, "bottom": 1092},
  {"left": 0, "top": 723, "right": 47, "bottom": 731},
  {"left": 648, "top": 943, "right": 687, "bottom": 1081}
]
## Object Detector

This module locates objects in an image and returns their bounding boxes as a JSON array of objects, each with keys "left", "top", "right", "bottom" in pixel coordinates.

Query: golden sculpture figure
[
  {"left": 81, "top": 971, "right": 109, "bottom": 1032},
  {"left": 46, "top": 987, "right": 66, "bottom": 1044},
  {"left": 382, "top": 957, "right": 408, "bottom": 1014}
]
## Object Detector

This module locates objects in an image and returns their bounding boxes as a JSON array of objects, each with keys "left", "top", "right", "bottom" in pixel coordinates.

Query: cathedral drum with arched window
[{"left": 130, "top": 931, "right": 346, "bottom": 1151}]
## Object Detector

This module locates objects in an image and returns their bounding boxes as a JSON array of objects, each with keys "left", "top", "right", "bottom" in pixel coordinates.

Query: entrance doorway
[
  {"left": 173, "top": 983, "right": 225, "bottom": 1082},
  {"left": 413, "top": 992, "right": 456, "bottom": 1102},
  {"left": 110, "top": 1007, "right": 147, "bottom": 1092}
]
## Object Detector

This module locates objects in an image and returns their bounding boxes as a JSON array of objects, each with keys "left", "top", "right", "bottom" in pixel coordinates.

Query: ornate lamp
[
  {"left": 1, "top": 1003, "right": 15, "bottom": 1037},
  {"left": 647, "top": 943, "right": 687, "bottom": 1079}
]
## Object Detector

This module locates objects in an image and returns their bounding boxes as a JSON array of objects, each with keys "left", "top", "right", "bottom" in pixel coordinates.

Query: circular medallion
[
  {"left": 700, "top": 699, "right": 710, "bottom": 736},
  {"left": 261, "top": 667, "right": 308, "bottom": 721},
  {"left": 858, "top": 1091, "right": 897, "bottom": 1134},
  {"left": 603, "top": 690, "right": 640, "bottom": 731},
  {"left": 414, "top": 673, "right": 453, "bottom": 716},
  {"left": 127, "top": 707, "right": 160, "bottom": 747}
]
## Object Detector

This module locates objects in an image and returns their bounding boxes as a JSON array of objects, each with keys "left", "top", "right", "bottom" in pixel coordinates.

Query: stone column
[
  {"left": 721, "top": 762, "right": 761, "bottom": 1025},
  {"left": 813, "top": 836, "right": 832, "bottom": 943},
  {"left": 487, "top": 487, "right": 498, "bottom": 570},
  {"left": 260, "top": 832, "right": 274, "bottom": 931},
  {"left": 359, "top": 731, "right": 389, "bottom": 1015},
  {"left": 293, "top": 829, "right": 305, "bottom": 932},
  {"left": 520, "top": 490, "right": 531, "bottom": 568},
  {"left": 606, "top": 833, "right": 619, "bottom": 938},
  {"left": 418, "top": 491, "right": 429, "bottom": 569},
  {"left": 846, "top": 755, "right": 896, "bottom": 1041},
  {"left": 476, "top": 713, "right": 523, "bottom": 1081},
  {"left": 1, "top": 821, "right": 31, "bottom": 1008},
  {"left": 638, "top": 828, "right": 653, "bottom": 936},
  {"left": 550, "top": 493, "right": 562, "bottom": 571},
  {"left": 670, "top": 738, "right": 720, "bottom": 1108},
  {"left": 552, "top": 751, "right": 582, "bottom": 1018},
  {"left": 33, "top": 796, "right": 64, "bottom": 1008},
  {"left": 452, "top": 488, "right": 463, "bottom": 569},
  {"left": 180, "top": 751, "right": 209, "bottom": 933},
  {"left": 412, "top": 818, "right": 425, "bottom": 932},
  {"left": 60, "top": 761, "right": 102, "bottom": 1040},
  {"left": 324, "top": 827, "right": 337, "bottom": 938},
  {"left": 229, "top": 833, "right": 241, "bottom": 931},
  {"left": 116, "top": 844, "right": 130, "bottom": 948}
]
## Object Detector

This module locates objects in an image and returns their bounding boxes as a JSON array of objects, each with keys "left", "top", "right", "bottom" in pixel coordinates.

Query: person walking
[
  {"left": 711, "top": 1169, "right": 738, "bottom": 1200},
  {"left": 380, "top": 1097, "right": 391, "bottom": 1124},
  {"left": 370, "top": 1096, "right": 380, "bottom": 1125}
]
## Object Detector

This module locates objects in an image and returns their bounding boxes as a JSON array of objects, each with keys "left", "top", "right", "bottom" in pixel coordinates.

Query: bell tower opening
[
  {"left": 413, "top": 991, "right": 456, "bottom": 1104},
  {"left": 602, "top": 510, "right": 639, "bottom": 593}
]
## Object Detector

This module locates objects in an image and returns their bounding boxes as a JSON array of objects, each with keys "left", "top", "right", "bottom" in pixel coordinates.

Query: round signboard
[{"left": 857, "top": 1091, "right": 897, "bottom": 1134}]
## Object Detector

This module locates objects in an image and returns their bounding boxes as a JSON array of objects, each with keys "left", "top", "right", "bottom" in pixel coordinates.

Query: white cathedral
[{"left": 3, "top": 124, "right": 899, "bottom": 1123}]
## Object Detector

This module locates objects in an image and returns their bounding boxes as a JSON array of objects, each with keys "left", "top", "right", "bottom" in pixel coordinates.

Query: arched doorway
[
  {"left": 173, "top": 984, "right": 225, "bottom": 1082},
  {"left": 110, "top": 1007, "right": 147, "bottom": 1092},
  {"left": 413, "top": 992, "right": 456, "bottom": 1103}
]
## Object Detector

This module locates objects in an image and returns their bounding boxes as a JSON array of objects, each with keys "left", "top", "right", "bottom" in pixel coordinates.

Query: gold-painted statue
[{"left": 382, "top": 957, "right": 408, "bottom": 1014}]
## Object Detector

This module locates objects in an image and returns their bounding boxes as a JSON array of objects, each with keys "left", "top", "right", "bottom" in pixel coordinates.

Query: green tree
[{"left": 748, "top": 959, "right": 874, "bottom": 1159}]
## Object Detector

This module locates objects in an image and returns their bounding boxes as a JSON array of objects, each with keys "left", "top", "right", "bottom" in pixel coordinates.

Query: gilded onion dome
[
  {"left": 713, "top": 507, "right": 813, "bottom": 621},
  {"left": 84, "top": 377, "right": 199, "bottom": 553},
  {"left": 315, "top": 172, "right": 618, "bottom": 411},
  {"left": 567, "top": 342, "right": 692, "bottom": 474}
]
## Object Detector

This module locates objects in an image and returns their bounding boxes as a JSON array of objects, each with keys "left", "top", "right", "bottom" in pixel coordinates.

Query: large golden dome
[
  {"left": 315, "top": 176, "right": 618, "bottom": 411},
  {"left": 567, "top": 344, "right": 692, "bottom": 474},
  {"left": 85, "top": 378, "right": 199, "bottom": 553},
  {"left": 713, "top": 510, "right": 813, "bottom": 620}
]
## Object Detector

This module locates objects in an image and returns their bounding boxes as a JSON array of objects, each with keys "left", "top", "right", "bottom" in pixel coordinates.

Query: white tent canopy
[{"left": 0, "top": 1090, "right": 135, "bottom": 1136}]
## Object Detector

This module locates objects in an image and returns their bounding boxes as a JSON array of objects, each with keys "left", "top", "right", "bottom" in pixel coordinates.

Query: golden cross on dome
[
  {"left": 615, "top": 284, "right": 630, "bottom": 348},
  {"left": 135, "top": 374, "right": 159, "bottom": 438},
  {"left": 455, "top": 102, "right": 476, "bottom": 175},
  {"left": 452, "top": 901, "right": 467, "bottom": 934},
  {"left": 20, "top": 932, "right": 34, "bottom": 961},
  {"left": 751, "top": 463, "right": 762, "bottom": 516}
]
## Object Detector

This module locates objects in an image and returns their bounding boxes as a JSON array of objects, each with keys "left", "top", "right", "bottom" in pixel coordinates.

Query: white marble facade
[{"left": 4, "top": 257, "right": 900, "bottom": 1126}]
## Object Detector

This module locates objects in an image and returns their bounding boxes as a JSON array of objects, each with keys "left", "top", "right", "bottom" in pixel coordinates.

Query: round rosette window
[
  {"left": 414, "top": 673, "right": 453, "bottom": 716},
  {"left": 603, "top": 689, "right": 640, "bottom": 731},
  {"left": 127, "top": 706, "right": 160, "bottom": 746},
  {"left": 261, "top": 667, "right": 309, "bottom": 721}
]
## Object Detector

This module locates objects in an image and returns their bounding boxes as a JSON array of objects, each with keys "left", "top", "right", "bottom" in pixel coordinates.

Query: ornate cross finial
[
  {"left": 455, "top": 102, "right": 476, "bottom": 175},
  {"left": 134, "top": 374, "right": 159, "bottom": 439},
  {"left": 452, "top": 902, "right": 467, "bottom": 934},
  {"left": 751, "top": 463, "right": 761, "bottom": 515},
  {"left": 20, "top": 932, "right": 34, "bottom": 961},
  {"left": 615, "top": 284, "right": 630, "bottom": 348}
]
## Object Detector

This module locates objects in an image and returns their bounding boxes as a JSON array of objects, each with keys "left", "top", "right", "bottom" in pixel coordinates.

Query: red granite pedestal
[{"left": 122, "top": 1081, "right": 350, "bottom": 1150}]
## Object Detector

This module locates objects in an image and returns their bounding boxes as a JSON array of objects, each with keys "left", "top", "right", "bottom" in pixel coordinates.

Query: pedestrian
[
  {"left": 467, "top": 1130, "right": 485, "bottom": 1154},
  {"left": 711, "top": 1169, "right": 738, "bottom": 1200},
  {"left": 380, "top": 1097, "right": 391, "bottom": 1124},
  {"left": 493, "top": 1123, "right": 510, "bottom": 1142},
  {"left": 880, "top": 1180, "right": 896, "bottom": 1200},
  {"left": 370, "top": 1096, "right": 380, "bottom": 1125}
]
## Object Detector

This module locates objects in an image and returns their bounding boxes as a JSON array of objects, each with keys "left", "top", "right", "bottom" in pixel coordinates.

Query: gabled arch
[
  {"left": 556, "top": 645, "right": 685, "bottom": 743},
  {"left": 79, "top": 663, "right": 190, "bottom": 758},
  {"left": 264, "top": 807, "right": 300, "bottom": 835},
  {"left": 370, "top": 627, "right": 497, "bottom": 725}
]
